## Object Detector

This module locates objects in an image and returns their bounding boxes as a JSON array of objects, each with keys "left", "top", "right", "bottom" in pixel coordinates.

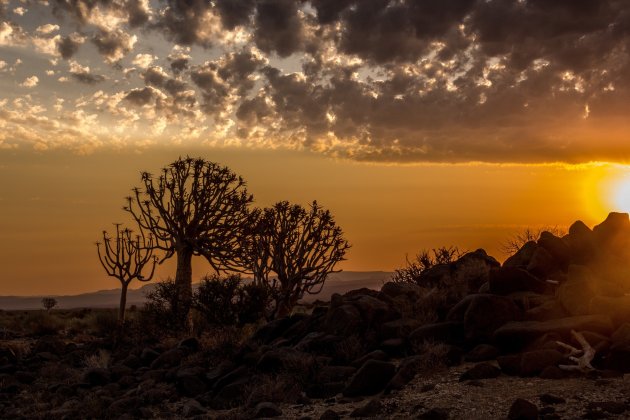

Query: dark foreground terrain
[{"left": 4, "top": 213, "right": 630, "bottom": 419}]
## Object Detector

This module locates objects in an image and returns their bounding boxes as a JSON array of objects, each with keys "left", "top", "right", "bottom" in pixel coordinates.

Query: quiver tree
[
  {"left": 41, "top": 297, "right": 57, "bottom": 312},
  {"left": 124, "top": 157, "right": 253, "bottom": 325},
  {"left": 248, "top": 201, "right": 350, "bottom": 318},
  {"left": 96, "top": 223, "right": 157, "bottom": 325}
]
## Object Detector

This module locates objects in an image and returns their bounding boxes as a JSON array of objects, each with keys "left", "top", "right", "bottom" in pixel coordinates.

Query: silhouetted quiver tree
[
  {"left": 96, "top": 223, "right": 157, "bottom": 325},
  {"left": 124, "top": 157, "right": 253, "bottom": 325},
  {"left": 249, "top": 201, "right": 350, "bottom": 318},
  {"left": 41, "top": 297, "right": 57, "bottom": 312}
]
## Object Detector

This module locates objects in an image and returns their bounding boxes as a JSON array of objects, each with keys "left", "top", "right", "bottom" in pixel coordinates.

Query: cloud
[
  {"left": 57, "top": 33, "right": 85, "bottom": 59},
  {"left": 20, "top": 76, "right": 39, "bottom": 88},
  {"left": 6, "top": 0, "right": 630, "bottom": 163},
  {"left": 132, "top": 53, "right": 156, "bottom": 69},
  {"left": 68, "top": 60, "right": 105, "bottom": 84},
  {"left": 36, "top": 24, "right": 60, "bottom": 34},
  {"left": 92, "top": 30, "right": 137, "bottom": 63}
]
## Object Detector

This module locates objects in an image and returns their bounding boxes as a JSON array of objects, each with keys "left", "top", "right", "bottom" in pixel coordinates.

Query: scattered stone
[
  {"left": 418, "top": 407, "right": 450, "bottom": 419},
  {"left": 459, "top": 363, "right": 501, "bottom": 381},
  {"left": 508, "top": 398, "right": 539, "bottom": 420},
  {"left": 253, "top": 402, "right": 282, "bottom": 418},
  {"left": 349, "top": 398, "right": 382, "bottom": 417},
  {"left": 464, "top": 344, "right": 499, "bottom": 362},
  {"left": 343, "top": 360, "right": 396, "bottom": 397}
]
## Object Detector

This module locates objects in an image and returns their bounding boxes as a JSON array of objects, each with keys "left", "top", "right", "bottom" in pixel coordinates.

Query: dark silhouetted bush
[
  {"left": 193, "top": 274, "right": 271, "bottom": 328},
  {"left": 392, "top": 246, "right": 462, "bottom": 285},
  {"left": 140, "top": 279, "right": 183, "bottom": 336}
]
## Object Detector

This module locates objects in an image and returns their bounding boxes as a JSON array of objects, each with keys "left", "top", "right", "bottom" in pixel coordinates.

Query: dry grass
[
  {"left": 83, "top": 349, "right": 111, "bottom": 369},
  {"left": 410, "top": 340, "right": 451, "bottom": 373},
  {"left": 245, "top": 373, "right": 304, "bottom": 407}
]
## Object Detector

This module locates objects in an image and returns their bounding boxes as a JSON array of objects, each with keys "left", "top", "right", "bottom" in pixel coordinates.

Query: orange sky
[
  {"left": 0, "top": 147, "right": 626, "bottom": 295},
  {"left": 3, "top": 1, "right": 630, "bottom": 294}
]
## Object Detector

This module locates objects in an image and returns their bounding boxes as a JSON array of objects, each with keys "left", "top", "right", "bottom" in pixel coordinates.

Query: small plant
[
  {"left": 84, "top": 349, "right": 111, "bottom": 369},
  {"left": 41, "top": 297, "right": 58, "bottom": 312},
  {"left": 501, "top": 226, "right": 567, "bottom": 255},
  {"left": 391, "top": 246, "right": 462, "bottom": 285},
  {"left": 140, "top": 279, "right": 183, "bottom": 336},
  {"left": 193, "top": 274, "right": 271, "bottom": 328}
]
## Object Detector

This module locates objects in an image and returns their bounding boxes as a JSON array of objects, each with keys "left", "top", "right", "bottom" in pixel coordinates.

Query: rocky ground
[{"left": 5, "top": 212, "right": 630, "bottom": 419}]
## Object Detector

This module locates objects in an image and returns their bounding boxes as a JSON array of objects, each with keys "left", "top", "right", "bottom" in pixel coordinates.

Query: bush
[
  {"left": 21, "top": 312, "right": 64, "bottom": 336},
  {"left": 392, "top": 246, "right": 462, "bottom": 286},
  {"left": 193, "top": 274, "right": 271, "bottom": 328},
  {"left": 139, "top": 279, "right": 183, "bottom": 337}
]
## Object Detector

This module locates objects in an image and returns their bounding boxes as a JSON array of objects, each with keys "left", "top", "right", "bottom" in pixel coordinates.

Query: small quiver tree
[
  {"left": 96, "top": 224, "right": 158, "bottom": 327},
  {"left": 41, "top": 297, "right": 57, "bottom": 312},
  {"left": 248, "top": 201, "right": 350, "bottom": 318},
  {"left": 124, "top": 157, "right": 253, "bottom": 327}
]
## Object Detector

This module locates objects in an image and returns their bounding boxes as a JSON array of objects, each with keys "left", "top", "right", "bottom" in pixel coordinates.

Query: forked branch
[{"left": 557, "top": 329, "right": 595, "bottom": 372}]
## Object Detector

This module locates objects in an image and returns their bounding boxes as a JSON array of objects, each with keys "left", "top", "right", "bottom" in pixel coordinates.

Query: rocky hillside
[{"left": 3, "top": 213, "right": 630, "bottom": 419}]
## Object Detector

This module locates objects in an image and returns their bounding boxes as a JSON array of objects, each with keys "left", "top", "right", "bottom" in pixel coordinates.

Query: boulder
[
  {"left": 605, "top": 323, "right": 630, "bottom": 372},
  {"left": 526, "top": 247, "right": 560, "bottom": 279},
  {"left": 503, "top": 241, "right": 538, "bottom": 269},
  {"left": 493, "top": 315, "right": 614, "bottom": 351},
  {"left": 253, "top": 402, "right": 282, "bottom": 418},
  {"left": 343, "top": 360, "right": 396, "bottom": 397},
  {"left": 557, "top": 265, "right": 598, "bottom": 316},
  {"left": 349, "top": 398, "right": 383, "bottom": 418},
  {"left": 593, "top": 212, "right": 630, "bottom": 249},
  {"left": 315, "top": 366, "right": 356, "bottom": 384},
  {"left": 257, "top": 348, "right": 314, "bottom": 375},
  {"left": 323, "top": 304, "right": 363, "bottom": 336},
  {"left": 350, "top": 295, "right": 398, "bottom": 325},
  {"left": 380, "top": 282, "right": 423, "bottom": 300},
  {"left": 489, "top": 267, "right": 548, "bottom": 295},
  {"left": 538, "top": 232, "right": 571, "bottom": 268},
  {"left": 460, "top": 294, "right": 522, "bottom": 342},
  {"left": 379, "top": 318, "right": 423, "bottom": 340},
  {"left": 176, "top": 373, "right": 207, "bottom": 397},
  {"left": 459, "top": 363, "right": 501, "bottom": 381},
  {"left": 150, "top": 348, "right": 184, "bottom": 369},
  {"left": 384, "top": 355, "right": 431, "bottom": 392},
  {"left": 409, "top": 322, "right": 464, "bottom": 346},
  {"left": 464, "top": 344, "right": 499, "bottom": 362},
  {"left": 565, "top": 220, "right": 596, "bottom": 264},
  {"left": 508, "top": 398, "right": 538, "bottom": 420},
  {"left": 589, "top": 295, "right": 630, "bottom": 325},
  {"left": 519, "top": 349, "right": 564, "bottom": 376},
  {"left": 525, "top": 300, "right": 568, "bottom": 322}
]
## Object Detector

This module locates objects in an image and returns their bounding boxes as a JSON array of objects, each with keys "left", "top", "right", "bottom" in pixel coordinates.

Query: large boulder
[
  {"left": 503, "top": 241, "right": 538, "bottom": 269},
  {"left": 489, "top": 267, "right": 548, "bottom": 295},
  {"left": 419, "top": 249, "right": 499, "bottom": 294},
  {"left": 323, "top": 304, "right": 363, "bottom": 336},
  {"left": 589, "top": 295, "right": 630, "bottom": 325},
  {"left": 526, "top": 247, "right": 560, "bottom": 279},
  {"left": 565, "top": 220, "right": 596, "bottom": 264},
  {"left": 493, "top": 315, "right": 614, "bottom": 351},
  {"left": 448, "top": 294, "right": 521, "bottom": 342},
  {"left": 408, "top": 322, "right": 464, "bottom": 346},
  {"left": 592, "top": 212, "right": 630, "bottom": 249},
  {"left": 556, "top": 265, "right": 598, "bottom": 316},
  {"left": 343, "top": 360, "right": 396, "bottom": 397},
  {"left": 537, "top": 231, "right": 571, "bottom": 270}
]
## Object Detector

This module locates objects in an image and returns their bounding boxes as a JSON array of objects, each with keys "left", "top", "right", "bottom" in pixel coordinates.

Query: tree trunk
[
  {"left": 118, "top": 282, "right": 129, "bottom": 324},
  {"left": 175, "top": 247, "right": 194, "bottom": 328}
]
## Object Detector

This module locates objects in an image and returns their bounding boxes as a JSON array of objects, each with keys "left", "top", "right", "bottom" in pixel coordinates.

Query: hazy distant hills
[{"left": 0, "top": 271, "right": 393, "bottom": 310}]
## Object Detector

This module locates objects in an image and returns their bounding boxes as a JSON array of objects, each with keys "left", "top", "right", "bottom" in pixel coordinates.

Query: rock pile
[{"left": 4, "top": 212, "right": 630, "bottom": 418}]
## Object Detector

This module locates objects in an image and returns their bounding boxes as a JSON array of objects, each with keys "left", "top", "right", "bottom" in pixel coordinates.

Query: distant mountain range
[{"left": 0, "top": 271, "right": 393, "bottom": 310}]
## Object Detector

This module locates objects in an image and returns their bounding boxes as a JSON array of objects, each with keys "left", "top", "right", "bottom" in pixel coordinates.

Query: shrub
[
  {"left": 90, "top": 310, "right": 118, "bottom": 336},
  {"left": 21, "top": 311, "right": 64, "bottom": 336},
  {"left": 193, "top": 274, "right": 271, "bottom": 328},
  {"left": 139, "top": 279, "right": 183, "bottom": 337},
  {"left": 501, "top": 226, "right": 567, "bottom": 255},
  {"left": 391, "top": 246, "right": 462, "bottom": 286}
]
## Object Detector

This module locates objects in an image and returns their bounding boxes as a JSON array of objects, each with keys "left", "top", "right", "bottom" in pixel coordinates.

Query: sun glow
[{"left": 612, "top": 176, "right": 630, "bottom": 213}]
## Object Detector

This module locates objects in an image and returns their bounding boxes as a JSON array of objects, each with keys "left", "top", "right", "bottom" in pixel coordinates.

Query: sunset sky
[{"left": 2, "top": 0, "right": 630, "bottom": 295}]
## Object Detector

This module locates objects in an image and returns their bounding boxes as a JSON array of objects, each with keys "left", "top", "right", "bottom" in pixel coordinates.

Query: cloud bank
[{"left": 2, "top": 0, "right": 630, "bottom": 163}]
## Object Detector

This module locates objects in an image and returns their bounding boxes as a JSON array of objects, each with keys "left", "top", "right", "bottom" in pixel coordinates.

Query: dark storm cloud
[
  {"left": 14, "top": 0, "right": 630, "bottom": 162},
  {"left": 71, "top": 71, "right": 105, "bottom": 84},
  {"left": 91, "top": 30, "right": 135, "bottom": 62},
  {"left": 124, "top": 86, "right": 155, "bottom": 106},
  {"left": 57, "top": 34, "right": 82, "bottom": 59},
  {"left": 253, "top": 0, "right": 304, "bottom": 57}
]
